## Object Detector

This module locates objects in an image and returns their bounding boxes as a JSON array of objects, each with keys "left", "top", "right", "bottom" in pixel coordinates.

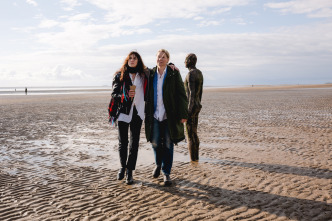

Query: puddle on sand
[
  {"left": 199, "top": 157, "right": 226, "bottom": 164},
  {"left": 0, "top": 136, "right": 191, "bottom": 177}
]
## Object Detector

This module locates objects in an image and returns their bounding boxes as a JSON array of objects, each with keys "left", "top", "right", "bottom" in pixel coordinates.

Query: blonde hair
[{"left": 157, "top": 49, "right": 170, "bottom": 60}]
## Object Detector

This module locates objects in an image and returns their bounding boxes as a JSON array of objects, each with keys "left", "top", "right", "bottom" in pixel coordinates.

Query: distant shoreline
[
  {"left": 203, "top": 83, "right": 332, "bottom": 92},
  {"left": 0, "top": 86, "right": 112, "bottom": 96},
  {"left": 0, "top": 84, "right": 331, "bottom": 96}
]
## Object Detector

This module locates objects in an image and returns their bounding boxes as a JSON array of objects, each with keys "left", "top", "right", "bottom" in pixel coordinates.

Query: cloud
[
  {"left": 265, "top": 0, "right": 332, "bottom": 18},
  {"left": 87, "top": 0, "right": 251, "bottom": 27},
  {"left": 3, "top": 20, "right": 332, "bottom": 86},
  {"left": 60, "top": 0, "right": 81, "bottom": 10},
  {"left": 26, "top": 0, "right": 38, "bottom": 7},
  {"left": 46, "top": 65, "right": 85, "bottom": 80},
  {"left": 2, "top": 1, "right": 332, "bottom": 87},
  {"left": 0, "top": 56, "right": 91, "bottom": 87},
  {"left": 34, "top": 19, "right": 151, "bottom": 51},
  {"left": 68, "top": 13, "right": 92, "bottom": 21},
  {"left": 39, "top": 19, "right": 59, "bottom": 28},
  {"left": 17, "top": 0, "right": 252, "bottom": 53},
  {"left": 211, "top": 7, "right": 232, "bottom": 15},
  {"left": 99, "top": 21, "right": 332, "bottom": 85},
  {"left": 198, "top": 20, "right": 221, "bottom": 27},
  {"left": 231, "top": 17, "right": 247, "bottom": 25}
]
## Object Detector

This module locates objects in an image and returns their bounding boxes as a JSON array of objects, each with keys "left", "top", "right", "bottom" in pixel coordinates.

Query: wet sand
[{"left": 0, "top": 85, "right": 331, "bottom": 220}]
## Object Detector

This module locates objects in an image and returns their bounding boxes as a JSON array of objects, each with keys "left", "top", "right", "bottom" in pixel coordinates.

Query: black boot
[
  {"left": 163, "top": 175, "right": 172, "bottom": 186},
  {"left": 117, "top": 168, "right": 126, "bottom": 180},
  {"left": 152, "top": 166, "right": 161, "bottom": 178},
  {"left": 126, "top": 169, "right": 133, "bottom": 185}
]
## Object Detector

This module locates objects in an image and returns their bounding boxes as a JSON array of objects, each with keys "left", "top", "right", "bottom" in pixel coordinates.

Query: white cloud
[
  {"left": 198, "top": 20, "right": 221, "bottom": 27},
  {"left": 309, "top": 7, "right": 332, "bottom": 18},
  {"left": 46, "top": 65, "right": 85, "bottom": 80},
  {"left": 60, "top": 0, "right": 81, "bottom": 11},
  {"left": 2, "top": 1, "right": 332, "bottom": 87},
  {"left": 193, "top": 16, "right": 204, "bottom": 21},
  {"left": 265, "top": 0, "right": 332, "bottom": 17},
  {"left": 68, "top": 13, "right": 92, "bottom": 21},
  {"left": 34, "top": 18, "right": 152, "bottom": 51},
  {"left": 26, "top": 0, "right": 38, "bottom": 7},
  {"left": 35, "top": 22, "right": 106, "bottom": 50},
  {"left": 231, "top": 17, "right": 247, "bottom": 25},
  {"left": 15, "top": 0, "right": 252, "bottom": 53},
  {"left": 39, "top": 19, "right": 59, "bottom": 28},
  {"left": 210, "top": 7, "right": 232, "bottom": 15},
  {"left": 61, "top": 0, "right": 80, "bottom": 6},
  {"left": 87, "top": 0, "right": 251, "bottom": 27},
  {"left": 0, "top": 52, "right": 94, "bottom": 87},
  {"left": 2, "top": 19, "right": 332, "bottom": 87},
  {"left": 99, "top": 21, "right": 332, "bottom": 85}
]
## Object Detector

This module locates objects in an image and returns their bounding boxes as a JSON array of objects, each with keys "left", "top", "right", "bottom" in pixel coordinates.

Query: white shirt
[
  {"left": 118, "top": 73, "right": 145, "bottom": 123},
  {"left": 154, "top": 67, "right": 167, "bottom": 121}
]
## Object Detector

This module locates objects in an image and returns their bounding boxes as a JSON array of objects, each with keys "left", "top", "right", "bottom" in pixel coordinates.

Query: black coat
[
  {"left": 111, "top": 72, "right": 134, "bottom": 115},
  {"left": 145, "top": 66, "right": 188, "bottom": 144},
  {"left": 109, "top": 71, "right": 147, "bottom": 121}
]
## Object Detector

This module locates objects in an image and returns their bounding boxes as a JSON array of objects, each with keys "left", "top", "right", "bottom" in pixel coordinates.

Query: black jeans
[{"left": 117, "top": 106, "right": 143, "bottom": 170}]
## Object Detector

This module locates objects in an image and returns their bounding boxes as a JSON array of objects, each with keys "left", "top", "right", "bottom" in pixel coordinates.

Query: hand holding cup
[{"left": 129, "top": 85, "right": 136, "bottom": 100}]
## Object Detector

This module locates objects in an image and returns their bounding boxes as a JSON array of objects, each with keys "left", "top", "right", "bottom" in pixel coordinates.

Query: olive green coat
[{"left": 145, "top": 66, "right": 188, "bottom": 144}]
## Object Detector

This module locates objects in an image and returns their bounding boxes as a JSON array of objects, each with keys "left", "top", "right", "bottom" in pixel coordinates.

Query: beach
[{"left": 0, "top": 84, "right": 331, "bottom": 220}]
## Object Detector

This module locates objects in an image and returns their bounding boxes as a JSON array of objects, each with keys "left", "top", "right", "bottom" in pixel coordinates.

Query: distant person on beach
[
  {"left": 145, "top": 49, "right": 188, "bottom": 186},
  {"left": 109, "top": 51, "right": 148, "bottom": 185},
  {"left": 25, "top": 87, "right": 28, "bottom": 95},
  {"left": 184, "top": 53, "right": 203, "bottom": 162}
]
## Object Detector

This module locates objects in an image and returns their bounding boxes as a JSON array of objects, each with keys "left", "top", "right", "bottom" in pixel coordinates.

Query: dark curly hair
[{"left": 120, "top": 51, "right": 146, "bottom": 81}]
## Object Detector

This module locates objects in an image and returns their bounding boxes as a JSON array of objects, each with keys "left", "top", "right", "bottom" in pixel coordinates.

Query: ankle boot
[
  {"left": 163, "top": 175, "right": 172, "bottom": 186},
  {"left": 152, "top": 166, "right": 161, "bottom": 178},
  {"left": 117, "top": 168, "right": 125, "bottom": 180},
  {"left": 126, "top": 169, "right": 133, "bottom": 185}
]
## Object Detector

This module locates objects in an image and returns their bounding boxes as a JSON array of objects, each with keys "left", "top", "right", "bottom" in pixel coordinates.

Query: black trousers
[{"left": 117, "top": 106, "right": 143, "bottom": 170}]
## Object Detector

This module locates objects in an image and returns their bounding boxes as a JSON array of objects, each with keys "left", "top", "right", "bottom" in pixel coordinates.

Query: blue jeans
[{"left": 151, "top": 118, "right": 174, "bottom": 175}]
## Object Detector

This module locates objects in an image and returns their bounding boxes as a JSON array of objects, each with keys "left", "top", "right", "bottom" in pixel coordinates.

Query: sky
[{"left": 1, "top": 0, "right": 332, "bottom": 87}]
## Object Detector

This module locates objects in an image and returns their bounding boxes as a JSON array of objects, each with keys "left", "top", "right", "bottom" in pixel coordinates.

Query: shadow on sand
[
  {"left": 141, "top": 178, "right": 332, "bottom": 220},
  {"left": 199, "top": 158, "right": 332, "bottom": 179}
]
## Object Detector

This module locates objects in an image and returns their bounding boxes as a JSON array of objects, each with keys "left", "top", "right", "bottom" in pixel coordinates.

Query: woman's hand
[
  {"left": 169, "top": 63, "right": 179, "bottom": 72},
  {"left": 129, "top": 90, "right": 135, "bottom": 98}
]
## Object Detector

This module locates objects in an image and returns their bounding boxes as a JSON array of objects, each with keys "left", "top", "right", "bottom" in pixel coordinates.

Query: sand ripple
[{"left": 1, "top": 87, "right": 331, "bottom": 220}]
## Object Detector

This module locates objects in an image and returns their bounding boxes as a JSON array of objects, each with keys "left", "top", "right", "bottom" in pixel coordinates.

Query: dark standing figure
[
  {"left": 184, "top": 53, "right": 203, "bottom": 162},
  {"left": 145, "top": 49, "right": 188, "bottom": 186},
  {"left": 110, "top": 51, "right": 147, "bottom": 185},
  {"left": 25, "top": 87, "right": 28, "bottom": 95}
]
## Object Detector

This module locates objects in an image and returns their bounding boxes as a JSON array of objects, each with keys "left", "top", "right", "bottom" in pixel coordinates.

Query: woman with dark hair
[{"left": 110, "top": 51, "right": 148, "bottom": 185}]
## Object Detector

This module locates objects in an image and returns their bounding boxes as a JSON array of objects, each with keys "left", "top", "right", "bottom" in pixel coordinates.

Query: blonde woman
[{"left": 144, "top": 49, "right": 188, "bottom": 186}]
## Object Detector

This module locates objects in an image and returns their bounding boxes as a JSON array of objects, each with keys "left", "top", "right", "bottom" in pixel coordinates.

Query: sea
[
  {"left": 3, "top": 85, "right": 323, "bottom": 96},
  {"left": 0, "top": 85, "right": 248, "bottom": 96}
]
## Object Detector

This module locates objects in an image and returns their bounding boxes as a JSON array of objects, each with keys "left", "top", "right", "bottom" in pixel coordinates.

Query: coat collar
[{"left": 152, "top": 65, "right": 175, "bottom": 78}]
